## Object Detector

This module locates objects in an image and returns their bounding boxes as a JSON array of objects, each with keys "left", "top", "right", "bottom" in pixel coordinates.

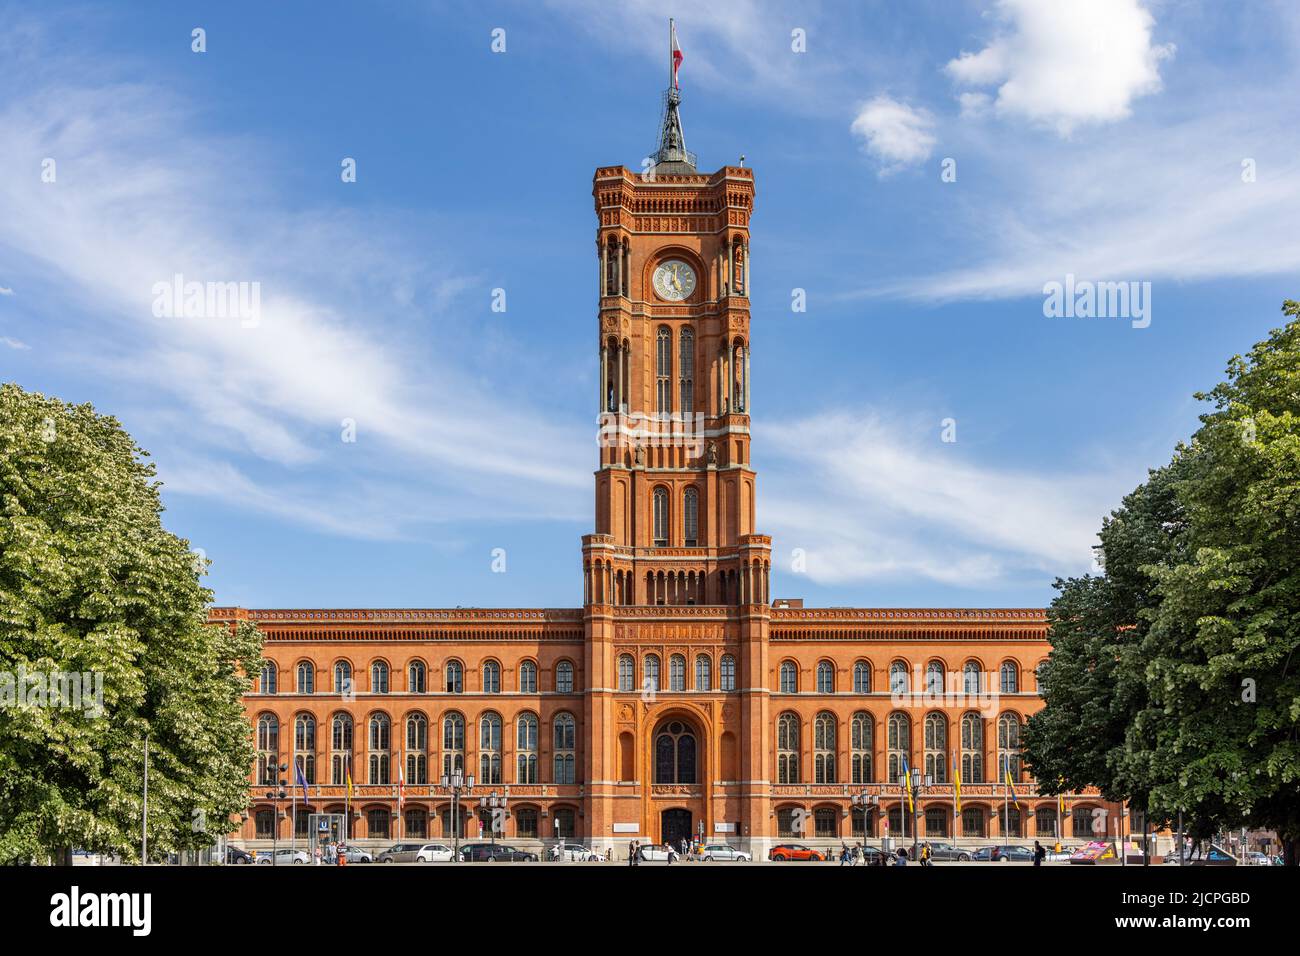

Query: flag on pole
[
  {"left": 670, "top": 20, "right": 684, "bottom": 89},
  {"left": 398, "top": 761, "right": 405, "bottom": 812},
  {"left": 345, "top": 760, "right": 353, "bottom": 800},
  {"left": 1005, "top": 769, "right": 1020, "bottom": 808},
  {"left": 902, "top": 756, "right": 914, "bottom": 814},
  {"left": 953, "top": 752, "right": 962, "bottom": 815},
  {"left": 294, "top": 760, "right": 308, "bottom": 803}
]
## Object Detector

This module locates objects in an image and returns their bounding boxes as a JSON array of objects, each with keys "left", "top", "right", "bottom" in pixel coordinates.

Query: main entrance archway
[{"left": 661, "top": 808, "right": 692, "bottom": 847}]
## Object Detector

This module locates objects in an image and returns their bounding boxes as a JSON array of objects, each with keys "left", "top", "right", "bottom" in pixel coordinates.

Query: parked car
[
  {"left": 257, "top": 848, "right": 310, "bottom": 865},
  {"left": 415, "top": 843, "right": 456, "bottom": 863},
  {"left": 768, "top": 844, "right": 825, "bottom": 862},
  {"left": 924, "top": 843, "right": 972, "bottom": 862},
  {"left": 636, "top": 844, "right": 679, "bottom": 863},
  {"left": 336, "top": 845, "right": 373, "bottom": 863},
  {"left": 551, "top": 842, "right": 605, "bottom": 862},
  {"left": 970, "top": 845, "right": 1031, "bottom": 862},
  {"left": 225, "top": 846, "right": 255, "bottom": 865},
  {"left": 485, "top": 847, "right": 540, "bottom": 862},
  {"left": 1246, "top": 852, "right": 1276, "bottom": 866},
  {"left": 378, "top": 842, "right": 432, "bottom": 863},
  {"left": 695, "top": 843, "right": 752, "bottom": 862},
  {"left": 458, "top": 842, "right": 540, "bottom": 862}
]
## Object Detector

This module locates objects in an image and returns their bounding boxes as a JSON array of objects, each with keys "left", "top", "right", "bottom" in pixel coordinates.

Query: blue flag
[{"left": 295, "top": 760, "right": 308, "bottom": 801}]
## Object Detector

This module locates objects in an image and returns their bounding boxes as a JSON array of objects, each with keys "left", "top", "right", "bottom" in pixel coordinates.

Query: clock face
[{"left": 652, "top": 260, "right": 697, "bottom": 301}]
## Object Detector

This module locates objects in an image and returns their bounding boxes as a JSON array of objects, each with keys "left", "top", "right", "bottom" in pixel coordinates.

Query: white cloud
[
  {"left": 759, "top": 412, "right": 1132, "bottom": 588},
  {"left": 2, "top": 336, "right": 29, "bottom": 350},
  {"left": 946, "top": 0, "right": 1174, "bottom": 135},
  {"left": 850, "top": 95, "right": 937, "bottom": 175}
]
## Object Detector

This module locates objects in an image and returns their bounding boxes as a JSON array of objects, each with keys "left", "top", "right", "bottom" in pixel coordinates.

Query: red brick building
[{"left": 217, "top": 78, "right": 1119, "bottom": 857}]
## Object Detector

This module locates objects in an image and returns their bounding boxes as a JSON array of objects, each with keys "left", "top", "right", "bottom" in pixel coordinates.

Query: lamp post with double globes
[
  {"left": 440, "top": 771, "right": 473, "bottom": 862},
  {"left": 264, "top": 762, "right": 289, "bottom": 866},
  {"left": 850, "top": 790, "right": 879, "bottom": 863},
  {"left": 908, "top": 768, "right": 934, "bottom": 864},
  {"left": 479, "top": 789, "right": 509, "bottom": 846}
]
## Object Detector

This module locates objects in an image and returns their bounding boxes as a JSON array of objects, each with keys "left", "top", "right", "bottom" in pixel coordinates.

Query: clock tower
[{"left": 581, "top": 43, "right": 773, "bottom": 855}]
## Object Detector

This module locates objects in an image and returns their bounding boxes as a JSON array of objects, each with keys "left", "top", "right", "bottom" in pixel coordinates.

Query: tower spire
[{"left": 652, "top": 19, "right": 695, "bottom": 172}]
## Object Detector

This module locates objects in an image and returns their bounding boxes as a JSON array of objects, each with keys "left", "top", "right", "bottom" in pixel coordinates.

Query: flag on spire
[{"left": 671, "top": 19, "right": 684, "bottom": 89}]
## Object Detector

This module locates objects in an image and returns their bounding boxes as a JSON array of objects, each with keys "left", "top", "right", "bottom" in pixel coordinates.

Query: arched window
[
  {"left": 479, "top": 713, "right": 502, "bottom": 784},
  {"left": 960, "top": 712, "right": 984, "bottom": 783},
  {"left": 408, "top": 660, "right": 426, "bottom": 694},
  {"left": 294, "top": 714, "right": 315, "bottom": 785},
  {"left": 653, "top": 487, "right": 669, "bottom": 546},
  {"left": 887, "top": 712, "right": 910, "bottom": 785},
  {"left": 482, "top": 661, "right": 501, "bottom": 695},
  {"left": 442, "top": 713, "right": 464, "bottom": 776},
  {"left": 851, "top": 712, "right": 873, "bottom": 783},
  {"left": 1036, "top": 660, "right": 1048, "bottom": 694},
  {"left": 296, "top": 662, "right": 314, "bottom": 694},
  {"left": 1000, "top": 662, "right": 1019, "bottom": 694},
  {"left": 333, "top": 661, "right": 351, "bottom": 695},
  {"left": 683, "top": 487, "right": 699, "bottom": 546},
  {"left": 720, "top": 655, "right": 736, "bottom": 692},
  {"left": 516, "top": 713, "right": 538, "bottom": 784},
  {"left": 678, "top": 326, "right": 694, "bottom": 414},
  {"left": 259, "top": 661, "right": 277, "bottom": 695},
  {"left": 655, "top": 325, "right": 672, "bottom": 416},
  {"left": 924, "top": 712, "right": 947, "bottom": 782},
  {"left": 370, "top": 661, "right": 389, "bottom": 695},
  {"left": 653, "top": 720, "right": 696, "bottom": 784},
  {"left": 925, "top": 661, "right": 944, "bottom": 695},
  {"left": 694, "top": 654, "right": 711, "bottom": 691},
  {"left": 553, "top": 713, "right": 576, "bottom": 784},
  {"left": 814, "top": 712, "right": 836, "bottom": 783},
  {"left": 669, "top": 654, "right": 686, "bottom": 692},
  {"left": 853, "top": 661, "right": 871, "bottom": 694},
  {"left": 256, "top": 714, "right": 278, "bottom": 785},
  {"left": 889, "top": 661, "right": 908, "bottom": 695},
  {"left": 816, "top": 661, "right": 835, "bottom": 694},
  {"left": 519, "top": 660, "right": 537, "bottom": 694},
  {"left": 368, "top": 714, "right": 390, "bottom": 785},
  {"left": 779, "top": 661, "right": 798, "bottom": 694},
  {"left": 330, "top": 713, "right": 352, "bottom": 785},
  {"left": 445, "top": 660, "right": 463, "bottom": 694},
  {"left": 405, "top": 713, "right": 427, "bottom": 785},
  {"left": 617, "top": 654, "right": 635, "bottom": 692},
  {"left": 556, "top": 660, "right": 574, "bottom": 694},
  {"left": 643, "top": 654, "right": 660, "bottom": 692},
  {"left": 963, "top": 661, "right": 981, "bottom": 695},
  {"left": 776, "top": 713, "right": 799, "bottom": 783},
  {"left": 997, "top": 713, "right": 1022, "bottom": 781}
]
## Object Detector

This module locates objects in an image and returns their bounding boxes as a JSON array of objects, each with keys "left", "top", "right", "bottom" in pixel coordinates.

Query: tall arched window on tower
[
  {"left": 720, "top": 654, "right": 736, "bottom": 692},
  {"left": 678, "top": 327, "right": 694, "bottom": 414},
  {"left": 669, "top": 654, "right": 686, "bottom": 692},
  {"left": 643, "top": 654, "right": 660, "bottom": 692},
  {"left": 776, "top": 713, "right": 800, "bottom": 783},
  {"left": 694, "top": 654, "right": 711, "bottom": 691},
  {"left": 653, "top": 487, "right": 669, "bottom": 547},
  {"left": 682, "top": 487, "right": 698, "bottom": 546},
  {"left": 617, "top": 654, "right": 635, "bottom": 692},
  {"left": 656, "top": 325, "right": 672, "bottom": 417}
]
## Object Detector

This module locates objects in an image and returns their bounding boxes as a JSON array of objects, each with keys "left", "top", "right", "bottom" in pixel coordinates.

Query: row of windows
[
  {"left": 778, "top": 660, "right": 1035, "bottom": 695},
  {"left": 254, "top": 805, "right": 579, "bottom": 840},
  {"left": 654, "top": 326, "right": 695, "bottom": 416},
  {"left": 257, "top": 659, "right": 576, "bottom": 696},
  {"left": 616, "top": 653, "right": 736, "bottom": 692},
  {"left": 651, "top": 486, "right": 698, "bottom": 547},
  {"left": 774, "top": 711, "right": 1023, "bottom": 786},
  {"left": 255, "top": 711, "right": 579, "bottom": 788},
  {"left": 774, "top": 804, "right": 1087, "bottom": 839}
]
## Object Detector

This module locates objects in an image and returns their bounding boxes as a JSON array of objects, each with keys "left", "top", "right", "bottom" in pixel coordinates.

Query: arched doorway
[{"left": 661, "top": 808, "right": 692, "bottom": 847}]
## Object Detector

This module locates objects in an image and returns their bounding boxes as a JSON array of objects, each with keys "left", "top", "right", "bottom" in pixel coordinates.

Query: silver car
[
  {"left": 378, "top": 842, "right": 429, "bottom": 863},
  {"left": 697, "top": 844, "right": 751, "bottom": 862},
  {"left": 257, "top": 848, "right": 310, "bottom": 865}
]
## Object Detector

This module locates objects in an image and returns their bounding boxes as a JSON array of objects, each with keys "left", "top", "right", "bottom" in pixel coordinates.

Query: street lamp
[
  {"left": 440, "top": 770, "right": 474, "bottom": 862},
  {"left": 478, "top": 789, "right": 509, "bottom": 845},
  {"left": 850, "top": 790, "right": 879, "bottom": 860},
  {"left": 264, "top": 762, "right": 289, "bottom": 866},
  {"left": 904, "top": 768, "right": 934, "bottom": 863},
  {"left": 553, "top": 815, "right": 562, "bottom": 862}
]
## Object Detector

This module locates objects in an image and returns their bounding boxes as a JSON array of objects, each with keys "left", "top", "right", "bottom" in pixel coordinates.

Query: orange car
[{"left": 768, "top": 844, "right": 825, "bottom": 862}]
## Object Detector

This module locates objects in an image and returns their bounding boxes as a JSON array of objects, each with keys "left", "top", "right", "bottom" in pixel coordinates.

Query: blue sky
[{"left": 2, "top": 0, "right": 1298, "bottom": 610}]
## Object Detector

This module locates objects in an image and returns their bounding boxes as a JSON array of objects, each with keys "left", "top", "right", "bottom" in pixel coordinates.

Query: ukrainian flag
[
  {"left": 953, "top": 753, "right": 962, "bottom": 814},
  {"left": 902, "top": 757, "right": 914, "bottom": 814},
  {"left": 1005, "top": 769, "right": 1019, "bottom": 808}
]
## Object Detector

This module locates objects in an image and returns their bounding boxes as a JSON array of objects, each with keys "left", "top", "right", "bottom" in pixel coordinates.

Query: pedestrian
[
  {"left": 1033, "top": 840, "right": 1046, "bottom": 867},
  {"left": 895, "top": 847, "right": 908, "bottom": 866},
  {"left": 629, "top": 840, "right": 638, "bottom": 867},
  {"left": 920, "top": 841, "right": 932, "bottom": 866}
]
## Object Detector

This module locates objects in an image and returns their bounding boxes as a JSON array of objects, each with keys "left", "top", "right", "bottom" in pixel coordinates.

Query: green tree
[
  {"left": 1026, "top": 301, "right": 1300, "bottom": 865},
  {"left": 0, "top": 383, "right": 262, "bottom": 863}
]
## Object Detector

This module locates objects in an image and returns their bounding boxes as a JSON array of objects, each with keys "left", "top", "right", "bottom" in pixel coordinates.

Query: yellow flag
[
  {"left": 953, "top": 753, "right": 962, "bottom": 814},
  {"left": 903, "top": 758, "right": 914, "bottom": 814},
  {"left": 1005, "top": 769, "right": 1019, "bottom": 808},
  {"left": 346, "top": 762, "right": 353, "bottom": 799}
]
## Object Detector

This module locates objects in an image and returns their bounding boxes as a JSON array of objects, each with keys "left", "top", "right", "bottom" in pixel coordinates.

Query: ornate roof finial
[{"left": 652, "top": 19, "right": 696, "bottom": 173}]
